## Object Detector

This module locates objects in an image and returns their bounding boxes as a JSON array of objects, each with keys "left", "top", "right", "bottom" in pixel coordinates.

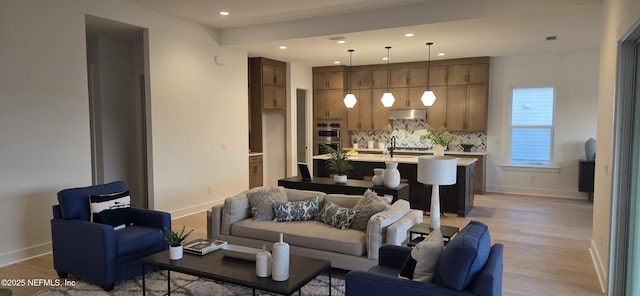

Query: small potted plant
[
  {"left": 421, "top": 128, "right": 456, "bottom": 156},
  {"left": 164, "top": 226, "right": 194, "bottom": 260},
  {"left": 322, "top": 144, "right": 353, "bottom": 183}
]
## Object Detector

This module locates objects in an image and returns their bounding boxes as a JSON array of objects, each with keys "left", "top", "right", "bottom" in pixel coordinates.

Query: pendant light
[
  {"left": 421, "top": 42, "right": 437, "bottom": 106},
  {"left": 343, "top": 49, "right": 357, "bottom": 108},
  {"left": 380, "top": 46, "right": 395, "bottom": 107}
]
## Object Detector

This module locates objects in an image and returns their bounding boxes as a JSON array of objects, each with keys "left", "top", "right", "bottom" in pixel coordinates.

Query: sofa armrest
[
  {"left": 129, "top": 208, "right": 171, "bottom": 230},
  {"left": 220, "top": 194, "right": 251, "bottom": 235},
  {"left": 471, "top": 244, "right": 504, "bottom": 296},
  {"left": 346, "top": 271, "right": 471, "bottom": 296},
  {"left": 386, "top": 209, "right": 422, "bottom": 245},
  {"left": 50, "top": 218, "right": 117, "bottom": 284},
  {"left": 378, "top": 245, "right": 412, "bottom": 270},
  {"left": 367, "top": 200, "right": 411, "bottom": 260},
  {"left": 207, "top": 206, "right": 222, "bottom": 240}
]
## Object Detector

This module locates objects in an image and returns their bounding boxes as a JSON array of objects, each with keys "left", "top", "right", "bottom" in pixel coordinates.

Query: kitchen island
[{"left": 313, "top": 154, "right": 476, "bottom": 217}]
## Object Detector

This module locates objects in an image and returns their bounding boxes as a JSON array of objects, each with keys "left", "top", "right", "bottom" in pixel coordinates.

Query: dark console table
[
  {"left": 278, "top": 176, "right": 410, "bottom": 203},
  {"left": 579, "top": 160, "right": 595, "bottom": 202}
]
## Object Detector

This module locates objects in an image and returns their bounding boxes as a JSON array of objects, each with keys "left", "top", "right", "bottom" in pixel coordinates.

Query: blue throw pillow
[
  {"left": 90, "top": 191, "right": 132, "bottom": 228},
  {"left": 273, "top": 197, "right": 320, "bottom": 222}
]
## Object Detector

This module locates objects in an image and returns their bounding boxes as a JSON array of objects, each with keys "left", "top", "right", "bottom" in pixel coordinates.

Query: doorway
[
  {"left": 296, "top": 89, "right": 308, "bottom": 164},
  {"left": 85, "top": 15, "right": 151, "bottom": 208}
]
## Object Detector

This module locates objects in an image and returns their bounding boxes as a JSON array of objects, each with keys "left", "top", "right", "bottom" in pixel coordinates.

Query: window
[{"left": 510, "top": 87, "right": 554, "bottom": 165}]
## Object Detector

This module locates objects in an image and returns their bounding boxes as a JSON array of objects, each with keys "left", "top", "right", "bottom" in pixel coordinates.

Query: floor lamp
[{"left": 417, "top": 156, "right": 457, "bottom": 229}]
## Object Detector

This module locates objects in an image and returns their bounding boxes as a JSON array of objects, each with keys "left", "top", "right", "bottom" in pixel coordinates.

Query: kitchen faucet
[{"left": 388, "top": 136, "right": 396, "bottom": 158}]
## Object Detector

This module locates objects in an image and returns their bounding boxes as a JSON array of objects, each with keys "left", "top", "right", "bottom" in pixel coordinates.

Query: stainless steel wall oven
[{"left": 315, "top": 123, "right": 341, "bottom": 154}]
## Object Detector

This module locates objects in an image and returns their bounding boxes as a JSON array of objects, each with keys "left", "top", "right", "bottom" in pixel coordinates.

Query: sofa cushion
[
  {"left": 283, "top": 188, "right": 326, "bottom": 203},
  {"left": 221, "top": 194, "right": 250, "bottom": 235},
  {"left": 351, "top": 189, "right": 391, "bottom": 232},
  {"left": 324, "top": 194, "right": 361, "bottom": 208},
  {"left": 398, "top": 228, "right": 444, "bottom": 282},
  {"left": 115, "top": 225, "right": 164, "bottom": 257},
  {"left": 318, "top": 201, "right": 358, "bottom": 230},
  {"left": 435, "top": 220, "right": 491, "bottom": 291},
  {"left": 273, "top": 197, "right": 320, "bottom": 222},
  {"left": 247, "top": 186, "right": 287, "bottom": 221},
  {"left": 90, "top": 191, "right": 132, "bottom": 227},
  {"left": 231, "top": 219, "right": 366, "bottom": 256}
]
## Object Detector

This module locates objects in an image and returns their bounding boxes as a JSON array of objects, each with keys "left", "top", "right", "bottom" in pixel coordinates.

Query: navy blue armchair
[
  {"left": 346, "top": 221, "right": 504, "bottom": 296},
  {"left": 51, "top": 181, "right": 170, "bottom": 290}
]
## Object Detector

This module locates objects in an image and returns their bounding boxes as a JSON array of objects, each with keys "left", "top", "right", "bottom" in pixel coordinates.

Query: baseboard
[
  {"left": 0, "top": 242, "right": 51, "bottom": 268},
  {"left": 589, "top": 239, "right": 608, "bottom": 294},
  {"left": 169, "top": 199, "right": 225, "bottom": 220},
  {"left": 485, "top": 184, "right": 588, "bottom": 199}
]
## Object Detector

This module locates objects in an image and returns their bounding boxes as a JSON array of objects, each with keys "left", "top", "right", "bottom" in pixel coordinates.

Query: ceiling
[{"left": 123, "top": 0, "right": 603, "bottom": 67}]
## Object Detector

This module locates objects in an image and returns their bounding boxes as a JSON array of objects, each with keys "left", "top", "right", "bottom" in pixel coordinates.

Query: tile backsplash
[{"left": 349, "top": 119, "right": 487, "bottom": 152}]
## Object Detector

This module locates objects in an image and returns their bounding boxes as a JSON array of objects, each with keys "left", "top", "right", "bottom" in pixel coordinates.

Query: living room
[{"left": 1, "top": 0, "right": 639, "bottom": 295}]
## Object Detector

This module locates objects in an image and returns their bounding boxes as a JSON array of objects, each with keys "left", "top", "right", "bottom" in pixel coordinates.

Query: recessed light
[
  {"left": 382, "top": 57, "right": 389, "bottom": 61},
  {"left": 337, "top": 40, "right": 346, "bottom": 44},
  {"left": 219, "top": 11, "right": 230, "bottom": 16},
  {"left": 334, "top": 61, "right": 341, "bottom": 64},
  {"left": 437, "top": 52, "right": 445, "bottom": 56},
  {"left": 279, "top": 45, "right": 287, "bottom": 49},
  {"left": 404, "top": 33, "right": 414, "bottom": 37}
]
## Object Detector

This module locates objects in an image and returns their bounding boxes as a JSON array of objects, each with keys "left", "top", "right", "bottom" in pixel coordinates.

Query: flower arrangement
[{"left": 421, "top": 128, "right": 456, "bottom": 147}]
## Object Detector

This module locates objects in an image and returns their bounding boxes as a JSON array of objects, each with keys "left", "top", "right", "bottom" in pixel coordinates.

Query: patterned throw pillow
[
  {"left": 90, "top": 191, "right": 132, "bottom": 228},
  {"left": 247, "top": 186, "right": 288, "bottom": 221},
  {"left": 318, "top": 201, "right": 358, "bottom": 230},
  {"left": 351, "top": 189, "right": 391, "bottom": 231},
  {"left": 273, "top": 197, "right": 320, "bottom": 222}
]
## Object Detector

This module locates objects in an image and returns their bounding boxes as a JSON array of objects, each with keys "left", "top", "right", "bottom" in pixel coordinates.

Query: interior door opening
[{"left": 85, "top": 15, "right": 152, "bottom": 208}]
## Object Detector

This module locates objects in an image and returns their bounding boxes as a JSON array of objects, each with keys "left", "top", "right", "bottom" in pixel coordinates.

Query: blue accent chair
[
  {"left": 346, "top": 221, "right": 504, "bottom": 296},
  {"left": 50, "top": 181, "right": 170, "bottom": 290}
]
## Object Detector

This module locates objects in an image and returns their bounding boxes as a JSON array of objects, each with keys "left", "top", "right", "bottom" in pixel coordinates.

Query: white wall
[
  {"left": 0, "top": 0, "right": 248, "bottom": 266},
  {"left": 486, "top": 51, "right": 600, "bottom": 198},
  {"left": 591, "top": 0, "right": 640, "bottom": 291}
]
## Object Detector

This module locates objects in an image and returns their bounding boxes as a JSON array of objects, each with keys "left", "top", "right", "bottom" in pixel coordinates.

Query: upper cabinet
[
  {"left": 447, "top": 63, "right": 489, "bottom": 85},
  {"left": 313, "top": 57, "right": 490, "bottom": 132},
  {"left": 250, "top": 57, "right": 286, "bottom": 111},
  {"left": 313, "top": 67, "right": 347, "bottom": 120}
]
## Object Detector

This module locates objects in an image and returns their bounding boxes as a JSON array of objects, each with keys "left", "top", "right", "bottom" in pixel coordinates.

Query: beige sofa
[{"left": 207, "top": 188, "right": 423, "bottom": 271}]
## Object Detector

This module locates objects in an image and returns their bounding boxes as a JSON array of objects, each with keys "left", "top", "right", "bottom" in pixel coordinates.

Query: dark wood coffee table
[{"left": 142, "top": 249, "right": 331, "bottom": 296}]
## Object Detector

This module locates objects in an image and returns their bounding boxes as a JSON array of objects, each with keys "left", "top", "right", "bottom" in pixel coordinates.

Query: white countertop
[
  {"left": 313, "top": 153, "right": 477, "bottom": 166},
  {"left": 351, "top": 147, "right": 487, "bottom": 156}
]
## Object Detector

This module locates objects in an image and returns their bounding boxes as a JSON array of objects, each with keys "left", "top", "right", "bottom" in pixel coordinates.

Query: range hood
[{"left": 388, "top": 109, "right": 427, "bottom": 120}]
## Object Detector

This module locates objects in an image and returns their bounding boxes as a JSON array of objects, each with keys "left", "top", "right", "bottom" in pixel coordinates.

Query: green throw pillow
[
  {"left": 273, "top": 197, "right": 320, "bottom": 222},
  {"left": 318, "top": 201, "right": 358, "bottom": 230}
]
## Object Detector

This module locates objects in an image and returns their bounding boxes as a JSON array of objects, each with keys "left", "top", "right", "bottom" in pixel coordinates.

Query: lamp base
[{"left": 430, "top": 185, "right": 441, "bottom": 229}]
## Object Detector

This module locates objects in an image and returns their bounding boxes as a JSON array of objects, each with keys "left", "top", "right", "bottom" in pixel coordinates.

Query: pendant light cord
[
  {"left": 348, "top": 49, "right": 353, "bottom": 93},
  {"left": 426, "top": 42, "right": 433, "bottom": 90},
  {"left": 385, "top": 46, "right": 391, "bottom": 92}
]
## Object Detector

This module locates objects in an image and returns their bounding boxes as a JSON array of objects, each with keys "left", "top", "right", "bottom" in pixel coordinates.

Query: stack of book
[{"left": 183, "top": 239, "right": 227, "bottom": 255}]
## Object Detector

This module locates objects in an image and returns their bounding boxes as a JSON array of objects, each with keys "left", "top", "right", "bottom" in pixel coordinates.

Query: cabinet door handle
[
  {"left": 406, "top": 77, "right": 410, "bottom": 85},
  {"left": 273, "top": 76, "right": 277, "bottom": 84},
  {"left": 273, "top": 99, "right": 277, "bottom": 107}
]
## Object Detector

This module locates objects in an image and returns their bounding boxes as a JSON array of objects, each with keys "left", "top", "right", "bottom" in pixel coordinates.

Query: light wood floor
[{"left": 0, "top": 193, "right": 603, "bottom": 296}]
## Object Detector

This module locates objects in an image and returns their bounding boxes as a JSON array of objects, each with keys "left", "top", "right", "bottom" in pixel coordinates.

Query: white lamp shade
[
  {"left": 381, "top": 92, "right": 395, "bottom": 107},
  {"left": 344, "top": 93, "right": 357, "bottom": 108},
  {"left": 417, "top": 156, "right": 457, "bottom": 185},
  {"left": 421, "top": 90, "right": 437, "bottom": 106}
]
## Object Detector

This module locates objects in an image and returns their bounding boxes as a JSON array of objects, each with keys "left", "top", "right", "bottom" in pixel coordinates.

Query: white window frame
[{"left": 505, "top": 86, "right": 558, "bottom": 170}]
